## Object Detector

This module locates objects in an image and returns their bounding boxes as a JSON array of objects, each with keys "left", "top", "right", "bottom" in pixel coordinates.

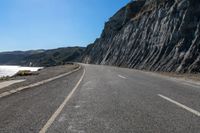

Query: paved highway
[{"left": 0, "top": 64, "right": 200, "bottom": 133}]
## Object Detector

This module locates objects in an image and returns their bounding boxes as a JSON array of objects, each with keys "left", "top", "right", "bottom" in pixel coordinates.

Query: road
[{"left": 0, "top": 64, "right": 200, "bottom": 133}]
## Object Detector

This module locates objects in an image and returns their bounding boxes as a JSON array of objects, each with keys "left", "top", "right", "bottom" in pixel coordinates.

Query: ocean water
[{"left": 0, "top": 65, "right": 43, "bottom": 77}]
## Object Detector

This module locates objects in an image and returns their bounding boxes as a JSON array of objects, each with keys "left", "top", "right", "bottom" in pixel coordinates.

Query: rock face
[{"left": 83, "top": 0, "right": 200, "bottom": 73}]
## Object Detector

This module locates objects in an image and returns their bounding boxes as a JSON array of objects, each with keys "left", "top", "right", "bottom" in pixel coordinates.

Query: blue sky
[{"left": 0, "top": 0, "right": 130, "bottom": 52}]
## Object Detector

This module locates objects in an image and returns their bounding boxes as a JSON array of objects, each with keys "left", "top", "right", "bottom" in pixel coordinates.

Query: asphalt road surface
[{"left": 0, "top": 64, "right": 200, "bottom": 133}]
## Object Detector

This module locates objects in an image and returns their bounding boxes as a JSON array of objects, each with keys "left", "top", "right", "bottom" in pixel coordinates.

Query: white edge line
[
  {"left": 118, "top": 75, "right": 127, "bottom": 79},
  {"left": 0, "top": 66, "right": 81, "bottom": 99},
  {"left": 39, "top": 68, "right": 85, "bottom": 133},
  {"left": 158, "top": 94, "right": 200, "bottom": 117}
]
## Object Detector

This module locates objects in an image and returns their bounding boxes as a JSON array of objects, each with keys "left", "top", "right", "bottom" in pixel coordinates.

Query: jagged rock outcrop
[{"left": 83, "top": 0, "right": 200, "bottom": 73}]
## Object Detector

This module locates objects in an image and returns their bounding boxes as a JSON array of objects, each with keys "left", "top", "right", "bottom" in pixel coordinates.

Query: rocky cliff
[{"left": 83, "top": 0, "right": 200, "bottom": 73}]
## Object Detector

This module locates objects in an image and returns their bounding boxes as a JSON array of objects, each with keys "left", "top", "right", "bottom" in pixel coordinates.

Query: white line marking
[
  {"left": 118, "top": 75, "right": 127, "bottom": 79},
  {"left": 39, "top": 68, "right": 85, "bottom": 133},
  {"left": 0, "top": 66, "right": 81, "bottom": 99},
  {"left": 158, "top": 94, "right": 200, "bottom": 117}
]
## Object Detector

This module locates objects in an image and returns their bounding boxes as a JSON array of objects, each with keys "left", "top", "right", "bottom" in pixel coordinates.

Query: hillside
[
  {"left": 83, "top": 0, "right": 200, "bottom": 73},
  {"left": 0, "top": 47, "right": 85, "bottom": 67}
]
